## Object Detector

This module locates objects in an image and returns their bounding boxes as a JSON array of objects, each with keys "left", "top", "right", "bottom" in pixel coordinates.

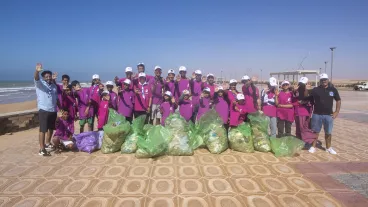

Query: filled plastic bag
[
  {"left": 165, "top": 113, "right": 193, "bottom": 156},
  {"left": 74, "top": 132, "right": 99, "bottom": 153},
  {"left": 228, "top": 122, "right": 254, "bottom": 153},
  {"left": 136, "top": 125, "right": 171, "bottom": 158},
  {"left": 270, "top": 136, "right": 305, "bottom": 157},
  {"left": 188, "top": 121, "right": 205, "bottom": 149},
  {"left": 248, "top": 112, "right": 271, "bottom": 152},
  {"left": 101, "top": 119, "right": 131, "bottom": 154},
  {"left": 199, "top": 110, "right": 228, "bottom": 154},
  {"left": 143, "top": 124, "right": 153, "bottom": 134},
  {"left": 108, "top": 108, "right": 126, "bottom": 124},
  {"left": 121, "top": 116, "right": 146, "bottom": 154}
]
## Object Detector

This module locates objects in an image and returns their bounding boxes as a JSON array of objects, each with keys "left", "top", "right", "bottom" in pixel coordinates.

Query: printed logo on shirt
[
  {"left": 329, "top": 91, "right": 334, "bottom": 96},
  {"left": 145, "top": 89, "right": 148, "bottom": 93},
  {"left": 287, "top": 97, "right": 291, "bottom": 102}
]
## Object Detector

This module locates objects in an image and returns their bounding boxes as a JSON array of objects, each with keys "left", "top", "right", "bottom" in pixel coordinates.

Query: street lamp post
[
  {"left": 324, "top": 61, "right": 328, "bottom": 73},
  {"left": 319, "top": 68, "right": 322, "bottom": 74},
  {"left": 330, "top": 47, "right": 336, "bottom": 82},
  {"left": 260, "top": 69, "right": 263, "bottom": 83},
  {"left": 221, "top": 70, "right": 223, "bottom": 83}
]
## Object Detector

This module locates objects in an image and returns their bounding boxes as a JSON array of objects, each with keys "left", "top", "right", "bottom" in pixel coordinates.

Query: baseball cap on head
[
  {"left": 299, "top": 77, "right": 308, "bottom": 84},
  {"left": 269, "top": 77, "right": 278, "bottom": 87},
  {"left": 154, "top": 66, "right": 161, "bottom": 70},
  {"left": 203, "top": 87, "right": 211, "bottom": 92},
  {"left": 242, "top": 75, "right": 250, "bottom": 80},
  {"left": 183, "top": 90, "right": 190, "bottom": 95},
  {"left": 138, "top": 72, "right": 146, "bottom": 78},
  {"left": 319, "top": 73, "right": 329, "bottom": 80},
  {"left": 195, "top": 70, "right": 202, "bottom": 75},
  {"left": 281, "top": 80, "right": 290, "bottom": 86},
  {"left": 237, "top": 94, "right": 245, "bottom": 100},
  {"left": 125, "top": 67, "right": 133, "bottom": 72},
  {"left": 101, "top": 90, "right": 109, "bottom": 95},
  {"left": 92, "top": 74, "right": 100, "bottom": 79},
  {"left": 207, "top": 73, "right": 214, "bottom": 78},
  {"left": 137, "top": 62, "right": 145, "bottom": 66},
  {"left": 229, "top": 79, "right": 237, "bottom": 84},
  {"left": 179, "top": 66, "right": 187, "bottom": 72},
  {"left": 217, "top": 86, "right": 224, "bottom": 91},
  {"left": 164, "top": 91, "right": 172, "bottom": 96},
  {"left": 106, "top": 81, "right": 114, "bottom": 86},
  {"left": 168, "top": 69, "right": 175, "bottom": 74},
  {"left": 123, "top": 79, "right": 131, "bottom": 85}
]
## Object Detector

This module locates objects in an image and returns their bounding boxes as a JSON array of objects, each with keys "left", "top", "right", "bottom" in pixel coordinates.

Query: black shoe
[{"left": 39, "top": 149, "right": 51, "bottom": 156}]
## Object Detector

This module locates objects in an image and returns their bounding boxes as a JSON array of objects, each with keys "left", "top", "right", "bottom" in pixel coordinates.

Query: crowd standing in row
[{"left": 34, "top": 63, "right": 341, "bottom": 156}]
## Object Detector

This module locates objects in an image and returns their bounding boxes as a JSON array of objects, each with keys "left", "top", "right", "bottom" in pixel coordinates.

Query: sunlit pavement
[{"left": 0, "top": 90, "right": 367, "bottom": 206}]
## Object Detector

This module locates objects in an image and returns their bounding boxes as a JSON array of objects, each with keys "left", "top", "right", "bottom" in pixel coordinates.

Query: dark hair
[
  {"left": 297, "top": 82, "right": 306, "bottom": 100},
  {"left": 61, "top": 108, "right": 69, "bottom": 112},
  {"left": 250, "top": 83, "right": 257, "bottom": 108},
  {"left": 66, "top": 84, "right": 72, "bottom": 90},
  {"left": 62, "top": 74, "right": 70, "bottom": 81},
  {"left": 41, "top": 70, "right": 52, "bottom": 77},
  {"left": 71, "top": 80, "right": 80, "bottom": 87}
]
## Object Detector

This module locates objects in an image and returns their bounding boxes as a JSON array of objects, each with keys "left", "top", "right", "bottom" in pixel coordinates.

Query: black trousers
[
  {"left": 277, "top": 118, "right": 292, "bottom": 137},
  {"left": 39, "top": 109, "right": 57, "bottom": 133}
]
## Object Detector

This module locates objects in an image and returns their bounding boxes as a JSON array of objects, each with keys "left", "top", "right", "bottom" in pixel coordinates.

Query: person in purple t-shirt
[
  {"left": 196, "top": 87, "right": 212, "bottom": 121},
  {"left": 132, "top": 63, "right": 154, "bottom": 86},
  {"left": 179, "top": 90, "right": 193, "bottom": 122},
  {"left": 175, "top": 66, "right": 190, "bottom": 98},
  {"left": 151, "top": 66, "right": 165, "bottom": 125},
  {"left": 71, "top": 81, "right": 93, "bottom": 133},
  {"left": 276, "top": 80, "right": 294, "bottom": 137},
  {"left": 106, "top": 81, "right": 118, "bottom": 110},
  {"left": 117, "top": 79, "right": 135, "bottom": 123},
  {"left": 205, "top": 73, "right": 217, "bottom": 99},
  {"left": 261, "top": 77, "right": 278, "bottom": 138},
  {"left": 52, "top": 109, "right": 75, "bottom": 154},
  {"left": 160, "top": 91, "right": 177, "bottom": 126},
  {"left": 241, "top": 75, "right": 260, "bottom": 113},
  {"left": 190, "top": 70, "right": 206, "bottom": 122},
  {"left": 56, "top": 74, "right": 70, "bottom": 112},
  {"left": 165, "top": 69, "right": 176, "bottom": 97},
  {"left": 114, "top": 67, "right": 134, "bottom": 90},
  {"left": 213, "top": 86, "right": 230, "bottom": 129}
]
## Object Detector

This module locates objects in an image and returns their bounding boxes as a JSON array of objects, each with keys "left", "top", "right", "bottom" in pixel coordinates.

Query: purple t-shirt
[
  {"left": 204, "top": 83, "right": 216, "bottom": 99},
  {"left": 97, "top": 100, "right": 109, "bottom": 129},
  {"left": 229, "top": 103, "right": 247, "bottom": 127},
  {"left": 179, "top": 99, "right": 193, "bottom": 121},
  {"left": 134, "top": 83, "right": 152, "bottom": 112},
  {"left": 196, "top": 97, "right": 211, "bottom": 121},
  {"left": 76, "top": 88, "right": 93, "bottom": 119},
  {"left": 177, "top": 79, "right": 190, "bottom": 97},
  {"left": 160, "top": 101, "right": 175, "bottom": 126},
  {"left": 118, "top": 90, "right": 135, "bottom": 118},
  {"left": 118, "top": 78, "right": 134, "bottom": 90},
  {"left": 54, "top": 117, "right": 74, "bottom": 140},
  {"left": 165, "top": 81, "right": 176, "bottom": 98},
  {"left": 262, "top": 92, "right": 277, "bottom": 117},
  {"left": 191, "top": 80, "right": 203, "bottom": 107},
  {"left": 242, "top": 85, "right": 259, "bottom": 113},
  {"left": 215, "top": 96, "right": 229, "bottom": 124},
  {"left": 277, "top": 91, "right": 294, "bottom": 122},
  {"left": 109, "top": 91, "right": 118, "bottom": 110},
  {"left": 152, "top": 77, "right": 164, "bottom": 105},
  {"left": 292, "top": 91, "right": 311, "bottom": 117}
]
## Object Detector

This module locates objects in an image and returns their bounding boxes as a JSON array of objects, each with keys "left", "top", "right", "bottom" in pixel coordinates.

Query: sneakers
[
  {"left": 308, "top": 146, "right": 316, "bottom": 153},
  {"left": 39, "top": 149, "right": 51, "bottom": 156},
  {"left": 326, "top": 147, "right": 337, "bottom": 155},
  {"left": 45, "top": 143, "right": 55, "bottom": 152}
]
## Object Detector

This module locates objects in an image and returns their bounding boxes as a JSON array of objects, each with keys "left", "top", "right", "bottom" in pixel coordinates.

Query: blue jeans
[
  {"left": 266, "top": 116, "right": 277, "bottom": 138},
  {"left": 311, "top": 114, "right": 334, "bottom": 135}
]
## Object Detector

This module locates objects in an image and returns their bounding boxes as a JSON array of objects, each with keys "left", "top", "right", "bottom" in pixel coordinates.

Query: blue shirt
[{"left": 34, "top": 79, "right": 58, "bottom": 112}]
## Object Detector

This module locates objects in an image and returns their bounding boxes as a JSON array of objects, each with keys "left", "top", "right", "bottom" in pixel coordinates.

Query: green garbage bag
[
  {"left": 270, "top": 136, "right": 305, "bottom": 157},
  {"left": 143, "top": 124, "right": 153, "bottom": 134},
  {"left": 121, "top": 116, "right": 146, "bottom": 154},
  {"left": 136, "top": 125, "right": 171, "bottom": 158},
  {"left": 188, "top": 121, "right": 205, "bottom": 149},
  {"left": 165, "top": 113, "right": 193, "bottom": 156},
  {"left": 101, "top": 121, "right": 131, "bottom": 154},
  {"left": 228, "top": 123, "right": 254, "bottom": 153},
  {"left": 248, "top": 112, "right": 271, "bottom": 152},
  {"left": 108, "top": 108, "right": 126, "bottom": 124},
  {"left": 199, "top": 110, "right": 228, "bottom": 154}
]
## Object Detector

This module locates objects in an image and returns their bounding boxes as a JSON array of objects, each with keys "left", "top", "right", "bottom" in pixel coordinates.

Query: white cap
[
  {"left": 207, "top": 73, "right": 214, "bottom": 78},
  {"left": 281, "top": 80, "right": 290, "bottom": 86},
  {"left": 137, "top": 62, "right": 145, "bottom": 66},
  {"left": 154, "top": 66, "right": 161, "bottom": 70},
  {"left": 92, "top": 74, "right": 100, "bottom": 79},
  {"left": 203, "top": 87, "right": 211, "bottom": 92},
  {"left": 123, "top": 79, "right": 131, "bottom": 85},
  {"left": 269, "top": 77, "right": 278, "bottom": 87},
  {"left": 106, "top": 81, "right": 114, "bottom": 86},
  {"left": 299, "top": 77, "right": 308, "bottom": 84},
  {"left": 168, "top": 69, "right": 175, "bottom": 74},
  {"left": 125, "top": 67, "right": 133, "bottom": 72},
  {"left": 229, "top": 79, "right": 237, "bottom": 84},
  {"left": 217, "top": 86, "right": 224, "bottom": 91},
  {"left": 183, "top": 89, "right": 190, "bottom": 95},
  {"left": 319, "top": 73, "right": 329, "bottom": 80},
  {"left": 242, "top": 75, "right": 250, "bottom": 80},
  {"left": 102, "top": 90, "right": 109, "bottom": 95},
  {"left": 179, "top": 66, "right": 187, "bottom": 72},
  {"left": 164, "top": 91, "right": 172, "bottom": 97},
  {"left": 138, "top": 72, "right": 146, "bottom": 78},
  {"left": 236, "top": 94, "right": 245, "bottom": 100},
  {"left": 194, "top": 70, "right": 202, "bottom": 75}
]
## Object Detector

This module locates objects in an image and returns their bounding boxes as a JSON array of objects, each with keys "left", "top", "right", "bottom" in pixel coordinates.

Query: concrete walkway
[{"left": 0, "top": 91, "right": 367, "bottom": 207}]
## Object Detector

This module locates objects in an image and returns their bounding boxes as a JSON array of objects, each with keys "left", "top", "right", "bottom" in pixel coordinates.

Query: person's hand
[
  {"left": 191, "top": 72, "right": 196, "bottom": 79},
  {"left": 58, "top": 110, "right": 64, "bottom": 117},
  {"left": 36, "top": 63, "right": 43, "bottom": 72},
  {"left": 176, "top": 75, "right": 181, "bottom": 82},
  {"left": 251, "top": 76, "right": 257, "bottom": 82},
  {"left": 200, "top": 93, "right": 204, "bottom": 98},
  {"left": 293, "top": 84, "right": 299, "bottom": 91},
  {"left": 84, "top": 108, "right": 89, "bottom": 116},
  {"left": 201, "top": 76, "right": 207, "bottom": 83},
  {"left": 235, "top": 106, "right": 239, "bottom": 112},
  {"left": 275, "top": 88, "right": 280, "bottom": 96},
  {"left": 114, "top": 76, "right": 119, "bottom": 83},
  {"left": 52, "top": 72, "right": 58, "bottom": 80},
  {"left": 166, "top": 76, "right": 170, "bottom": 82},
  {"left": 135, "top": 89, "right": 140, "bottom": 94},
  {"left": 332, "top": 111, "right": 339, "bottom": 119},
  {"left": 171, "top": 97, "right": 176, "bottom": 103},
  {"left": 147, "top": 107, "right": 151, "bottom": 113},
  {"left": 264, "top": 88, "right": 269, "bottom": 93},
  {"left": 215, "top": 87, "right": 219, "bottom": 93}
]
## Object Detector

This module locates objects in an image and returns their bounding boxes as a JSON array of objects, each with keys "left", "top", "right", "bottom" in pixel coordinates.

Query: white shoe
[
  {"left": 308, "top": 147, "right": 316, "bottom": 153},
  {"left": 326, "top": 148, "right": 337, "bottom": 155}
]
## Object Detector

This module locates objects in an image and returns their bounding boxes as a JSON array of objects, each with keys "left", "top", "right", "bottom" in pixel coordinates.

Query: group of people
[{"left": 34, "top": 62, "right": 341, "bottom": 156}]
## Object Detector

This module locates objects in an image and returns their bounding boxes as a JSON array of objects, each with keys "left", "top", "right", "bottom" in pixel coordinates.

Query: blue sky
[{"left": 0, "top": 0, "right": 367, "bottom": 81}]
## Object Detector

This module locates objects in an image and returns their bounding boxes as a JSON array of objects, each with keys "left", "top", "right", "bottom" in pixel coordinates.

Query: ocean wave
[{"left": 0, "top": 87, "right": 35, "bottom": 93}]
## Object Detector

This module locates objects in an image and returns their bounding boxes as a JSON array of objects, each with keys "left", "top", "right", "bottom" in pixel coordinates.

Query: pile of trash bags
[
  {"left": 248, "top": 112, "right": 272, "bottom": 152},
  {"left": 73, "top": 109, "right": 305, "bottom": 158}
]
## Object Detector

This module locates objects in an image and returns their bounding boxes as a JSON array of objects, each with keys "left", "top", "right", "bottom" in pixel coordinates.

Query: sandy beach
[{"left": 0, "top": 100, "right": 37, "bottom": 114}]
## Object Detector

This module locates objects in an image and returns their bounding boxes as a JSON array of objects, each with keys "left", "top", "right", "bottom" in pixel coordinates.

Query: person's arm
[
  {"left": 147, "top": 97, "right": 152, "bottom": 113},
  {"left": 332, "top": 88, "right": 341, "bottom": 119},
  {"left": 278, "top": 104, "right": 293, "bottom": 108}
]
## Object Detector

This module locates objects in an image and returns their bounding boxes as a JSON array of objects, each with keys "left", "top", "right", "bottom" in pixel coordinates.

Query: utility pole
[
  {"left": 330, "top": 47, "right": 336, "bottom": 82},
  {"left": 324, "top": 61, "right": 328, "bottom": 73}
]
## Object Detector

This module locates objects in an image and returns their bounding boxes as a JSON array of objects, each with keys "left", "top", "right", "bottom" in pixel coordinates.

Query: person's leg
[
  {"left": 126, "top": 116, "right": 133, "bottom": 124},
  {"left": 79, "top": 119, "right": 86, "bottom": 133},
  {"left": 323, "top": 115, "right": 335, "bottom": 153},
  {"left": 270, "top": 116, "right": 277, "bottom": 138},
  {"left": 294, "top": 116, "right": 301, "bottom": 138},
  {"left": 38, "top": 110, "right": 51, "bottom": 155},
  {"left": 39, "top": 132, "right": 46, "bottom": 149},
  {"left": 285, "top": 121, "right": 292, "bottom": 136},
  {"left": 45, "top": 112, "right": 57, "bottom": 149},
  {"left": 309, "top": 114, "right": 322, "bottom": 153},
  {"left": 277, "top": 118, "right": 285, "bottom": 137}
]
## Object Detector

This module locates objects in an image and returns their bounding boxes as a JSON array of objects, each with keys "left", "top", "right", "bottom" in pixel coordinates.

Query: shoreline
[{"left": 0, "top": 100, "right": 37, "bottom": 114}]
